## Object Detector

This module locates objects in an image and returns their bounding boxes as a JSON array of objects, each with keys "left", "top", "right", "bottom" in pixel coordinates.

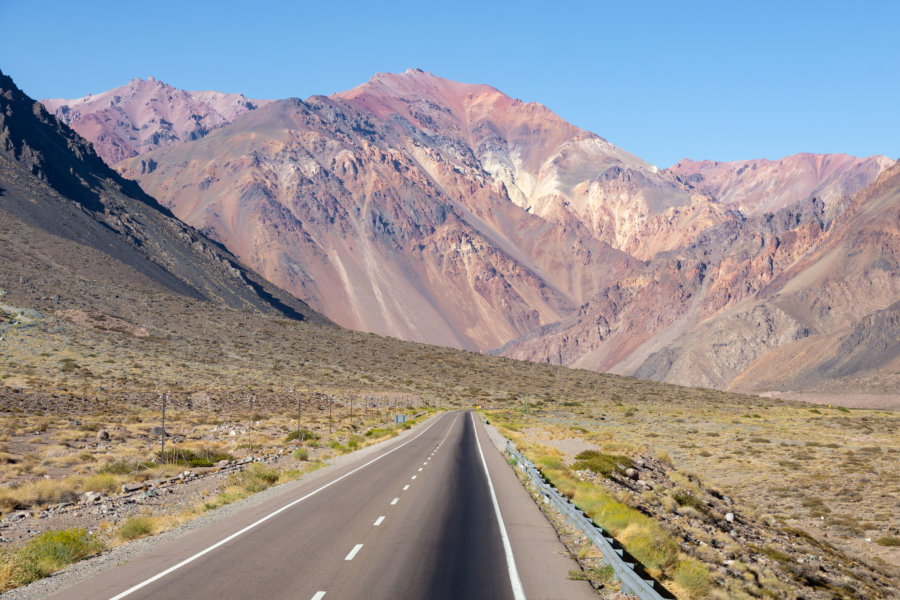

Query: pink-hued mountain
[
  {"left": 42, "top": 77, "right": 270, "bottom": 164},
  {"left": 44, "top": 70, "right": 899, "bottom": 395},
  {"left": 109, "top": 69, "right": 729, "bottom": 351},
  {"left": 668, "top": 153, "right": 893, "bottom": 219}
]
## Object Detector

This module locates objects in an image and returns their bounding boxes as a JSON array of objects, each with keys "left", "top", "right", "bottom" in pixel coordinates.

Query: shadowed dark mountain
[{"left": 0, "top": 69, "right": 327, "bottom": 324}]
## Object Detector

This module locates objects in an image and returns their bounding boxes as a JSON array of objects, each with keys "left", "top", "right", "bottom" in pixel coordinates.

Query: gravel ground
[{"left": 2, "top": 417, "right": 434, "bottom": 600}]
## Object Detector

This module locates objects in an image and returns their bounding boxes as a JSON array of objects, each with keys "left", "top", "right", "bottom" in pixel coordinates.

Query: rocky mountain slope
[
  {"left": 108, "top": 70, "right": 733, "bottom": 351},
  {"left": 501, "top": 164, "right": 900, "bottom": 394},
  {"left": 42, "top": 77, "right": 269, "bottom": 164},
  {"left": 668, "top": 153, "right": 893, "bottom": 222},
  {"left": 0, "top": 69, "right": 323, "bottom": 324},
  {"left": 42, "top": 70, "right": 897, "bottom": 394}
]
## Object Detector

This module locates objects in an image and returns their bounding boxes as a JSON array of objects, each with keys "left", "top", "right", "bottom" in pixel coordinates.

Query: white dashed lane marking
[
  {"left": 403, "top": 484, "right": 410, "bottom": 491},
  {"left": 311, "top": 592, "right": 326, "bottom": 600},
  {"left": 345, "top": 544, "right": 363, "bottom": 561},
  {"left": 373, "top": 516, "right": 385, "bottom": 526},
  {"left": 390, "top": 497, "right": 399, "bottom": 505}
]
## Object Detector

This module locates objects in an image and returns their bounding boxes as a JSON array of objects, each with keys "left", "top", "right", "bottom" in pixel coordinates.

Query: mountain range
[{"left": 41, "top": 69, "right": 900, "bottom": 396}]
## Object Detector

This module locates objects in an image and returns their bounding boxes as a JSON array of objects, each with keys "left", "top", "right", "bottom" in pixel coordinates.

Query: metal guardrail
[{"left": 505, "top": 441, "right": 667, "bottom": 599}]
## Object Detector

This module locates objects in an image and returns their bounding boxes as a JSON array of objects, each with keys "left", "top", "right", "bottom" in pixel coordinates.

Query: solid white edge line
[
  {"left": 107, "top": 413, "right": 448, "bottom": 600},
  {"left": 311, "top": 592, "right": 326, "bottom": 600},
  {"left": 373, "top": 516, "right": 385, "bottom": 526},
  {"left": 345, "top": 544, "right": 363, "bottom": 561},
  {"left": 470, "top": 412, "right": 526, "bottom": 600}
]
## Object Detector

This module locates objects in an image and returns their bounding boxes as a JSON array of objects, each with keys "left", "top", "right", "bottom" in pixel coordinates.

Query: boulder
[{"left": 97, "top": 429, "right": 110, "bottom": 441}]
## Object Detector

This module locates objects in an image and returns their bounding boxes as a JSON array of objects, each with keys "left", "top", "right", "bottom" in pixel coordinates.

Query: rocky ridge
[
  {"left": 41, "top": 77, "right": 270, "bottom": 164},
  {"left": 1, "top": 69, "right": 323, "bottom": 323},
  {"left": 41, "top": 69, "right": 898, "bottom": 394}
]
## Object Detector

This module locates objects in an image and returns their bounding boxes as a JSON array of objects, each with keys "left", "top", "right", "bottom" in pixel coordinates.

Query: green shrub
[
  {"left": 2, "top": 528, "right": 103, "bottom": 588},
  {"left": 591, "top": 564, "right": 614, "bottom": 584},
  {"left": 156, "top": 447, "right": 234, "bottom": 468},
  {"left": 876, "top": 536, "right": 900, "bottom": 547},
  {"left": 230, "top": 464, "right": 280, "bottom": 493},
  {"left": 364, "top": 427, "right": 394, "bottom": 438},
  {"left": 293, "top": 448, "right": 309, "bottom": 461},
  {"left": 620, "top": 524, "right": 679, "bottom": 573},
  {"left": 117, "top": 516, "right": 155, "bottom": 541},
  {"left": 82, "top": 473, "right": 119, "bottom": 494},
  {"left": 672, "top": 490, "right": 705, "bottom": 511},
  {"left": 284, "top": 429, "right": 318, "bottom": 443},
  {"left": 99, "top": 459, "right": 152, "bottom": 475},
  {"left": 674, "top": 558, "right": 710, "bottom": 595},
  {"left": 571, "top": 450, "right": 632, "bottom": 477}
]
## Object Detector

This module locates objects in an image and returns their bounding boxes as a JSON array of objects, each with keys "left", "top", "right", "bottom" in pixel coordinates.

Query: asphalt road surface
[{"left": 48, "top": 411, "right": 596, "bottom": 600}]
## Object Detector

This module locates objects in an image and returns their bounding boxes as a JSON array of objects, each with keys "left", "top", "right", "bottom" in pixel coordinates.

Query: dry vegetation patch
[{"left": 487, "top": 398, "right": 899, "bottom": 599}]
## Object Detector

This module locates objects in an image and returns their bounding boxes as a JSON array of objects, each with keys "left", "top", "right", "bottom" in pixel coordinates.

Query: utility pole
[
  {"left": 329, "top": 396, "right": 333, "bottom": 433},
  {"left": 160, "top": 390, "right": 167, "bottom": 463},
  {"left": 296, "top": 388, "right": 302, "bottom": 441},
  {"left": 249, "top": 394, "right": 254, "bottom": 453},
  {"left": 350, "top": 396, "right": 353, "bottom": 426}
]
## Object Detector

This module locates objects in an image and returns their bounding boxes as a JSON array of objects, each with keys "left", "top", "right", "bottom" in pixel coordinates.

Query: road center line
[
  {"left": 345, "top": 544, "right": 363, "bottom": 561},
  {"left": 418, "top": 467, "right": 423, "bottom": 472},
  {"left": 470, "top": 413, "right": 526, "bottom": 600},
  {"left": 106, "top": 414, "right": 449, "bottom": 600},
  {"left": 311, "top": 592, "right": 326, "bottom": 600},
  {"left": 411, "top": 475, "right": 416, "bottom": 479},
  {"left": 402, "top": 484, "right": 410, "bottom": 491},
  {"left": 373, "top": 516, "right": 385, "bottom": 526},
  {"left": 390, "top": 497, "right": 399, "bottom": 505}
]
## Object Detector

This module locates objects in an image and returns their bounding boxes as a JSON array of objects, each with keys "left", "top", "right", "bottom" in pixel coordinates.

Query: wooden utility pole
[
  {"left": 329, "top": 396, "right": 333, "bottom": 433},
  {"left": 249, "top": 394, "right": 254, "bottom": 453},
  {"left": 296, "top": 388, "right": 302, "bottom": 441},
  {"left": 160, "top": 390, "right": 167, "bottom": 463}
]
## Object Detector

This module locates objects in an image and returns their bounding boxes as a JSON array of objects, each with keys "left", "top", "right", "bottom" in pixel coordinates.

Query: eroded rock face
[
  {"left": 114, "top": 70, "right": 711, "bottom": 351},
  {"left": 44, "top": 69, "right": 899, "bottom": 391},
  {"left": 667, "top": 153, "right": 892, "bottom": 222}
]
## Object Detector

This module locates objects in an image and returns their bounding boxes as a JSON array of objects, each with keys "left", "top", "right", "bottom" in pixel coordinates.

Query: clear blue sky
[{"left": 2, "top": 0, "right": 897, "bottom": 167}]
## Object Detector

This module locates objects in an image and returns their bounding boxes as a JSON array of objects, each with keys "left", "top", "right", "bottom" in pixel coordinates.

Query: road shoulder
[{"left": 474, "top": 415, "right": 598, "bottom": 600}]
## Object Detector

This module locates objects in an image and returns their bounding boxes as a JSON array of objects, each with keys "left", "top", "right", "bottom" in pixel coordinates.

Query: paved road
[{"left": 49, "top": 411, "right": 595, "bottom": 600}]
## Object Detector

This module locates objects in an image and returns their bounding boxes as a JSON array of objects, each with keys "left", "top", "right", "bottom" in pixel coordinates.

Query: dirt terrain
[{"left": 485, "top": 398, "right": 900, "bottom": 599}]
